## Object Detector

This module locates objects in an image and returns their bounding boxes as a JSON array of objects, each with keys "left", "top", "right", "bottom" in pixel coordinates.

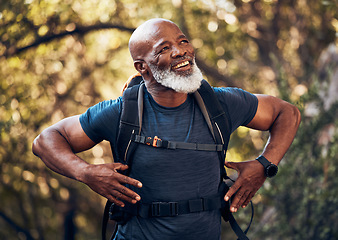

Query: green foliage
[
  {"left": 0, "top": 0, "right": 337, "bottom": 239},
  {"left": 254, "top": 57, "right": 338, "bottom": 239},
  {"left": 258, "top": 104, "right": 338, "bottom": 239}
]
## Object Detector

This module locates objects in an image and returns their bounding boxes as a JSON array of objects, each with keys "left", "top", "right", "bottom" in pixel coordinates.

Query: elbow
[
  {"left": 288, "top": 104, "right": 302, "bottom": 129},
  {"left": 32, "top": 129, "right": 50, "bottom": 157},
  {"left": 32, "top": 134, "right": 42, "bottom": 157},
  {"left": 294, "top": 105, "right": 301, "bottom": 127}
]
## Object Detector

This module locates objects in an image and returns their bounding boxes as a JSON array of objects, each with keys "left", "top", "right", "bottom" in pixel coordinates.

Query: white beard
[{"left": 148, "top": 60, "right": 203, "bottom": 93}]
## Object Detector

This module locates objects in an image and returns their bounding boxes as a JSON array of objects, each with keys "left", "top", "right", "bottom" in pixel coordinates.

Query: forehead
[
  {"left": 129, "top": 20, "right": 186, "bottom": 60},
  {"left": 151, "top": 22, "right": 184, "bottom": 39},
  {"left": 146, "top": 22, "right": 186, "bottom": 49}
]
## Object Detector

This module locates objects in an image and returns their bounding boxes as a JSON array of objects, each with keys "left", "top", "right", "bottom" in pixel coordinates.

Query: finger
[
  {"left": 228, "top": 189, "right": 242, "bottom": 212},
  {"left": 113, "top": 164, "right": 129, "bottom": 172},
  {"left": 230, "top": 190, "right": 250, "bottom": 212},
  {"left": 118, "top": 184, "right": 141, "bottom": 201},
  {"left": 241, "top": 192, "right": 255, "bottom": 208},
  {"left": 224, "top": 161, "right": 239, "bottom": 171},
  {"left": 105, "top": 163, "right": 129, "bottom": 172},
  {"left": 120, "top": 174, "right": 143, "bottom": 188},
  {"left": 224, "top": 182, "right": 240, "bottom": 202},
  {"left": 109, "top": 195, "right": 125, "bottom": 207},
  {"left": 111, "top": 189, "right": 139, "bottom": 204}
]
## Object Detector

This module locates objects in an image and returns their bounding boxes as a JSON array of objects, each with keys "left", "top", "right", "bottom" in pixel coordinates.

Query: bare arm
[
  {"left": 32, "top": 115, "right": 142, "bottom": 207},
  {"left": 224, "top": 95, "right": 301, "bottom": 212}
]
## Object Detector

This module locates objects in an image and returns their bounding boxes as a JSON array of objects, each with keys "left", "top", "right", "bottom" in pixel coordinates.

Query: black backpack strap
[
  {"left": 130, "top": 133, "right": 225, "bottom": 151},
  {"left": 138, "top": 194, "right": 222, "bottom": 218},
  {"left": 194, "top": 79, "right": 231, "bottom": 178},
  {"left": 116, "top": 83, "right": 144, "bottom": 164},
  {"left": 102, "top": 82, "right": 144, "bottom": 240},
  {"left": 102, "top": 201, "right": 117, "bottom": 240},
  {"left": 195, "top": 80, "right": 231, "bottom": 147},
  {"left": 228, "top": 203, "right": 254, "bottom": 240},
  {"left": 127, "top": 75, "right": 143, "bottom": 88},
  {"left": 102, "top": 201, "right": 110, "bottom": 240},
  {"left": 195, "top": 80, "right": 252, "bottom": 240}
]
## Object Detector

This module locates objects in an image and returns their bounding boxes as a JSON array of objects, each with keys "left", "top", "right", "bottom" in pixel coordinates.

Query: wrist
[{"left": 75, "top": 160, "right": 94, "bottom": 183}]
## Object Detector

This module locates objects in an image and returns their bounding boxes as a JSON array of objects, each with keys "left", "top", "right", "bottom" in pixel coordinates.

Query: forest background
[{"left": 1, "top": 0, "right": 337, "bottom": 239}]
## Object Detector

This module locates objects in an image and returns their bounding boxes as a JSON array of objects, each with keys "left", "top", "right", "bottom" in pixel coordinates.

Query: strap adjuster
[
  {"left": 153, "top": 136, "right": 162, "bottom": 147},
  {"left": 145, "top": 136, "right": 162, "bottom": 147},
  {"left": 151, "top": 202, "right": 178, "bottom": 217}
]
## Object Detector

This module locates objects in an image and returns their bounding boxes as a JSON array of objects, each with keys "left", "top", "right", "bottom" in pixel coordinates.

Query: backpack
[{"left": 102, "top": 75, "right": 252, "bottom": 240}]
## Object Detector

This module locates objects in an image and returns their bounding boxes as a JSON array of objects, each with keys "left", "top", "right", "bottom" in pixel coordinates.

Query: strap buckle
[
  {"left": 146, "top": 136, "right": 162, "bottom": 147},
  {"left": 146, "top": 137, "right": 152, "bottom": 146},
  {"left": 153, "top": 136, "right": 161, "bottom": 147},
  {"left": 151, "top": 202, "right": 178, "bottom": 217}
]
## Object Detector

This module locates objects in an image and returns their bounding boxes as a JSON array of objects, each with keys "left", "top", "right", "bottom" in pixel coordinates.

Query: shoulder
[
  {"left": 82, "top": 97, "right": 123, "bottom": 120},
  {"left": 213, "top": 86, "right": 255, "bottom": 99},
  {"left": 79, "top": 97, "right": 122, "bottom": 143},
  {"left": 213, "top": 87, "right": 258, "bottom": 105}
]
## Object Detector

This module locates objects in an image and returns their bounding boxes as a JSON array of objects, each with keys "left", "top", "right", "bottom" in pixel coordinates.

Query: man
[{"left": 32, "top": 18, "right": 301, "bottom": 239}]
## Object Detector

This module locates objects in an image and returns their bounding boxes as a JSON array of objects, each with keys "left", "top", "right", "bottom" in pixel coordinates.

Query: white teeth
[{"left": 173, "top": 61, "right": 189, "bottom": 69}]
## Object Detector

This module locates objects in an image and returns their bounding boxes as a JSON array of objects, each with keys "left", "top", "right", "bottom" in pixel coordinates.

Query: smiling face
[
  {"left": 147, "top": 22, "right": 195, "bottom": 75},
  {"left": 129, "top": 19, "right": 203, "bottom": 93}
]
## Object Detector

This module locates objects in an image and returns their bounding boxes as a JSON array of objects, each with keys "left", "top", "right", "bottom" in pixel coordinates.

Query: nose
[{"left": 171, "top": 45, "right": 187, "bottom": 58}]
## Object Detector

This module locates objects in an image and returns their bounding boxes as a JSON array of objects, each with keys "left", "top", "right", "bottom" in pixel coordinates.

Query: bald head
[{"left": 128, "top": 18, "right": 182, "bottom": 61}]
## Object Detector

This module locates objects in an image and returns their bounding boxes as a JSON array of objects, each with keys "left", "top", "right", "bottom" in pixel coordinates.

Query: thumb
[
  {"left": 105, "top": 162, "right": 129, "bottom": 172},
  {"left": 224, "top": 161, "right": 239, "bottom": 171}
]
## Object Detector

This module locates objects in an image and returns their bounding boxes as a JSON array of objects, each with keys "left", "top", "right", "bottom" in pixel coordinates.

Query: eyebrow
[
  {"left": 155, "top": 40, "right": 170, "bottom": 48},
  {"left": 154, "top": 34, "right": 188, "bottom": 49},
  {"left": 177, "top": 34, "right": 187, "bottom": 40}
]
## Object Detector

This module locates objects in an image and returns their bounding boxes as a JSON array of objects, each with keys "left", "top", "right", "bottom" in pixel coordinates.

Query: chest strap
[{"left": 131, "top": 133, "right": 225, "bottom": 152}]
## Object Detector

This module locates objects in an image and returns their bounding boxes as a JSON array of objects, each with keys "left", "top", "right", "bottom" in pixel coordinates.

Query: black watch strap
[
  {"left": 256, "top": 155, "right": 278, "bottom": 178},
  {"left": 256, "top": 155, "right": 271, "bottom": 168}
]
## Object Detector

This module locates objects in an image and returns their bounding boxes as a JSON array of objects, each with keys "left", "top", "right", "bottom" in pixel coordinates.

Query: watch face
[{"left": 266, "top": 165, "right": 278, "bottom": 177}]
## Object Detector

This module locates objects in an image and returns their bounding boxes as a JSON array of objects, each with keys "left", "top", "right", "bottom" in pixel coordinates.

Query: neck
[{"left": 145, "top": 81, "right": 188, "bottom": 107}]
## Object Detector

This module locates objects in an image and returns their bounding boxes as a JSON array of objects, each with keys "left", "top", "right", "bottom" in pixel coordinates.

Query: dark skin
[{"left": 33, "top": 18, "right": 301, "bottom": 213}]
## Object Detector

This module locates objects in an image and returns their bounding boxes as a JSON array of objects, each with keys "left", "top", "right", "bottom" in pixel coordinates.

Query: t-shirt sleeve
[
  {"left": 214, "top": 87, "right": 258, "bottom": 133},
  {"left": 79, "top": 97, "right": 122, "bottom": 144}
]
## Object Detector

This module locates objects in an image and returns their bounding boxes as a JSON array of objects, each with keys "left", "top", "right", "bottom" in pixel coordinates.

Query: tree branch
[
  {"left": 4, "top": 23, "right": 135, "bottom": 57},
  {"left": 4, "top": 21, "right": 238, "bottom": 87},
  {"left": 0, "top": 211, "right": 34, "bottom": 240},
  {"left": 195, "top": 57, "right": 240, "bottom": 88}
]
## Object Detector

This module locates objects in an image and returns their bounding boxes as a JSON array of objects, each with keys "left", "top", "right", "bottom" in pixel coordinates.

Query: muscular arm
[
  {"left": 32, "top": 115, "right": 96, "bottom": 179},
  {"left": 246, "top": 94, "right": 301, "bottom": 164},
  {"left": 32, "top": 115, "right": 142, "bottom": 207},
  {"left": 224, "top": 95, "right": 301, "bottom": 212}
]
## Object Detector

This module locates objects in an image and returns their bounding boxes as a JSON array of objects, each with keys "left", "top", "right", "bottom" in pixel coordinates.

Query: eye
[
  {"left": 180, "top": 39, "right": 189, "bottom": 44},
  {"left": 159, "top": 46, "right": 169, "bottom": 53}
]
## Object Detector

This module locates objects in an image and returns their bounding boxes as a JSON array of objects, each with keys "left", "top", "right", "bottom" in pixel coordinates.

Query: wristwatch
[{"left": 256, "top": 155, "right": 278, "bottom": 178}]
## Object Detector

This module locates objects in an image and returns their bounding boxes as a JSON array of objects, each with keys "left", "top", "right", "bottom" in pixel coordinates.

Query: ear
[{"left": 134, "top": 60, "right": 149, "bottom": 75}]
